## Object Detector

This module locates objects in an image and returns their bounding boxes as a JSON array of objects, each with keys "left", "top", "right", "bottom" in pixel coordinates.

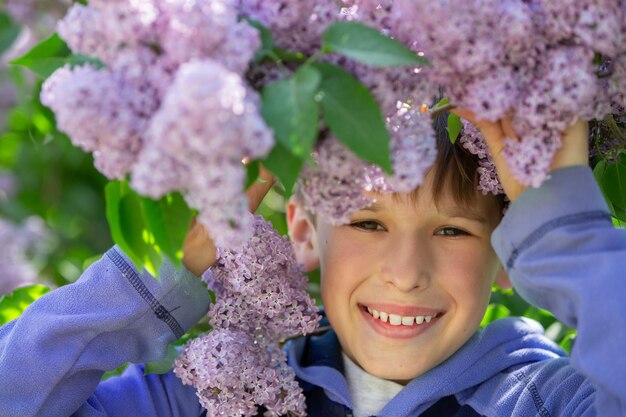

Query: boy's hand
[
  {"left": 451, "top": 108, "right": 589, "bottom": 202},
  {"left": 182, "top": 167, "right": 275, "bottom": 276}
]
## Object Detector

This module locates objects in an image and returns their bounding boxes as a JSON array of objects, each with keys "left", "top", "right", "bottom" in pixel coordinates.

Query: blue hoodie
[{"left": 0, "top": 166, "right": 625, "bottom": 417}]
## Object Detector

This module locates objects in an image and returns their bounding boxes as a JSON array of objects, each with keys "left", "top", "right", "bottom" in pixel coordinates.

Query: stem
[
  {"left": 429, "top": 103, "right": 456, "bottom": 118},
  {"left": 594, "top": 125, "right": 612, "bottom": 161},
  {"left": 604, "top": 114, "right": 626, "bottom": 146},
  {"left": 302, "top": 49, "right": 327, "bottom": 68},
  {"left": 267, "top": 50, "right": 288, "bottom": 72}
]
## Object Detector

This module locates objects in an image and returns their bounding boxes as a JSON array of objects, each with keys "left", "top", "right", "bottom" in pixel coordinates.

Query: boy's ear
[
  {"left": 286, "top": 196, "right": 320, "bottom": 272},
  {"left": 495, "top": 264, "right": 512, "bottom": 290}
]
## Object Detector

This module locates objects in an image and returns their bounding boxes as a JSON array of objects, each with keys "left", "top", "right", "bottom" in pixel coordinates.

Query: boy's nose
[{"left": 380, "top": 234, "right": 432, "bottom": 292}]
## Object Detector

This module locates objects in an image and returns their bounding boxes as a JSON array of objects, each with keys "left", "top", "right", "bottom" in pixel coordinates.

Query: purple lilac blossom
[
  {"left": 41, "top": 65, "right": 143, "bottom": 180},
  {"left": 392, "top": 0, "right": 626, "bottom": 187},
  {"left": 299, "top": 136, "right": 374, "bottom": 224},
  {"left": 459, "top": 120, "right": 504, "bottom": 196},
  {"left": 174, "top": 216, "right": 319, "bottom": 417},
  {"left": 131, "top": 60, "right": 273, "bottom": 249},
  {"left": 238, "top": 1, "right": 339, "bottom": 55},
  {"left": 47, "top": 0, "right": 265, "bottom": 248},
  {"left": 364, "top": 107, "right": 437, "bottom": 193}
]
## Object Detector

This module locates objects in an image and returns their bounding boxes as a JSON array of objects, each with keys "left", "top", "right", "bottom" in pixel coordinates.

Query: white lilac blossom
[
  {"left": 392, "top": 0, "right": 626, "bottom": 187},
  {"left": 174, "top": 216, "right": 319, "bottom": 417}
]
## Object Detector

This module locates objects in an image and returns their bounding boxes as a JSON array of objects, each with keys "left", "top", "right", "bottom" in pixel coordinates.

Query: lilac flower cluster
[
  {"left": 299, "top": 106, "right": 437, "bottom": 224},
  {"left": 174, "top": 215, "right": 319, "bottom": 416},
  {"left": 131, "top": 60, "right": 273, "bottom": 248},
  {"left": 41, "top": 0, "right": 272, "bottom": 249},
  {"left": 364, "top": 107, "right": 437, "bottom": 194},
  {"left": 0, "top": 217, "right": 48, "bottom": 295},
  {"left": 458, "top": 120, "right": 504, "bottom": 196},
  {"left": 392, "top": 0, "right": 626, "bottom": 187}
]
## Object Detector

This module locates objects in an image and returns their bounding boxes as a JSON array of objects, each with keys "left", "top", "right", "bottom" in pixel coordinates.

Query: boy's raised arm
[
  {"left": 459, "top": 111, "right": 626, "bottom": 415},
  {"left": 0, "top": 168, "right": 274, "bottom": 417},
  {"left": 0, "top": 246, "right": 211, "bottom": 417},
  {"left": 492, "top": 165, "right": 626, "bottom": 416}
]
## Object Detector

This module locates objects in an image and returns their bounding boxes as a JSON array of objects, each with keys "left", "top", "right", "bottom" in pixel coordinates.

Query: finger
[
  {"left": 246, "top": 164, "right": 275, "bottom": 211},
  {"left": 450, "top": 107, "right": 477, "bottom": 124},
  {"left": 551, "top": 119, "right": 589, "bottom": 170},
  {"left": 501, "top": 116, "right": 519, "bottom": 141}
]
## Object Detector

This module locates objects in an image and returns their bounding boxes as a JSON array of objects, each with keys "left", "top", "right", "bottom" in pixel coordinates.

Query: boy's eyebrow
[
  {"left": 438, "top": 207, "right": 488, "bottom": 224},
  {"left": 361, "top": 203, "right": 489, "bottom": 224},
  {"left": 361, "top": 202, "right": 385, "bottom": 212}
]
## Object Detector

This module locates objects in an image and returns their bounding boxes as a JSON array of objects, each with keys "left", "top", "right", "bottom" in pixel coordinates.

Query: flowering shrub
[
  {"left": 4, "top": 1, "right": 626, "bottom": 415},
  {"left": 174, "top": 216, "right": 319, "bottom": 416}
]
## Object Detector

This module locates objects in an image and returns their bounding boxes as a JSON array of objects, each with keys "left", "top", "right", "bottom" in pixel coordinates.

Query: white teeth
[
  {"left": 366, "top": 307, "right": 439, "bottom": 326},
  {"left": 402, "top": 316, "right": 414, "bottom": 325},
  {"left": 389, "top": 314, "right": 402, "bottom": 325},
  {"left": 379, "top": 311, "right": 388, "bottom": 323}
]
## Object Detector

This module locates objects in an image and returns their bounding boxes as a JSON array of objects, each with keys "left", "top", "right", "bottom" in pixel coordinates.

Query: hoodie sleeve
[
  {"left": 0, "top": 246, "right": 211, "bottom": 417},
  {"left": 492, "top": 166, "right": 626, "bottom": 417}
]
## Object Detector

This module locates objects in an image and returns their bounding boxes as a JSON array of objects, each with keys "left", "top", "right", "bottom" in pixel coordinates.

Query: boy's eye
[
  {"left": 349, "top": 220, "right": 385, "bottom": 232},
  {"left": 435, "top": 227, "right": 469, "bottom": 237}
]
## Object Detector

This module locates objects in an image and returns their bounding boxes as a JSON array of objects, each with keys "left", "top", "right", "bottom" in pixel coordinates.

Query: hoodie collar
[{"left": 286, "top": 316, "right": 565, "bottom": 417}]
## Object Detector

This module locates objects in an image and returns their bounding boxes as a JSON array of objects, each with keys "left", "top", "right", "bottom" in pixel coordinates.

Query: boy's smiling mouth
[{"left": 359, "top": 304, "right": 446, "bottom": 338}]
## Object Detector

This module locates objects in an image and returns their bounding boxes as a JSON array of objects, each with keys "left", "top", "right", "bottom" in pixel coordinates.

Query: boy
[{"left": 0, "top": 112, "right": 624, "bottom": 417}]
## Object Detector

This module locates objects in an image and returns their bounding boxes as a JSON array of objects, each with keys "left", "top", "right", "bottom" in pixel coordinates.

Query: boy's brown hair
[{"left": 423, "top": 113, "right": 506, "bottom": 212}]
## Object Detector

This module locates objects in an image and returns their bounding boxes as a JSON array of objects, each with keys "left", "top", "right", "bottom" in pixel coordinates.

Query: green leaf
[
  {"left": 480, "top": 303, "right": 511, "bottom": 327},
  {"left": 10, "top": 33, "right": 104, "bottom": 78},
  {"left": 593, "top": 153, "right": 626, "bottom": 221},
  {"left": 322, "top": 21, "right": 428, "bottom": 67},
  {"left": 263, "top": 142, "right": 304, "bottom": 197},
  {"left": 0, "top": 11, "right": 21, "bottom": 56},
  {"left": 274, "top": 48, "right": 306, "bottom": 63},
  {"left": 432, "top": 97, "right": 450, "bottom": 110},
  {"left": 245, "top": 18, "right": 274, "bottom": 62},
  {"left": 10, "top": 33, "right": 72, "bottom": 78},
  {"left": 447, "top": 114, "right": 463, "bottom": 144},
  {"left": 105, "top": 181, "right": 138, "bottom": 264},
  {"left": 245, "top": 160, "right": 260, "bottom": 189},
  {"left": 0, "top": 285, "right": 50, "bottom": 325},
  {"left": 141, "top": 193, "right": 192, "bottom": 269},
  {"left": 314, "top": 62, "right": 392, "bottom": 173},
  {"left": 105, "top": 181, "right": 162, "bottom": 275},
  {"left": 261, "top": 66, "right": 321, "bottom": 159},
  {"left": 559, "top": 331, "right": 577, "bottom": 354},
  {"left": 119, "top": 192, "right": 161, "bottom": 275}
]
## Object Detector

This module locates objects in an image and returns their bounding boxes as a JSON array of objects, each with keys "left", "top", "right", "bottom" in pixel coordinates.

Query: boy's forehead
[{"left": 362, "top": 189, "right": 499, "bottom": 225}]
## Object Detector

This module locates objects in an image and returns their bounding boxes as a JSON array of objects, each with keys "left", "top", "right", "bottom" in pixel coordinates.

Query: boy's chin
[{"left": 359, "top": 359, "right": 433, "bottom": 385}]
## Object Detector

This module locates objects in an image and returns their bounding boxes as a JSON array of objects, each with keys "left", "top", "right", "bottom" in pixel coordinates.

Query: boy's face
[{"left": 288, "top": 169, "right": 509, "bottom": 383}]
